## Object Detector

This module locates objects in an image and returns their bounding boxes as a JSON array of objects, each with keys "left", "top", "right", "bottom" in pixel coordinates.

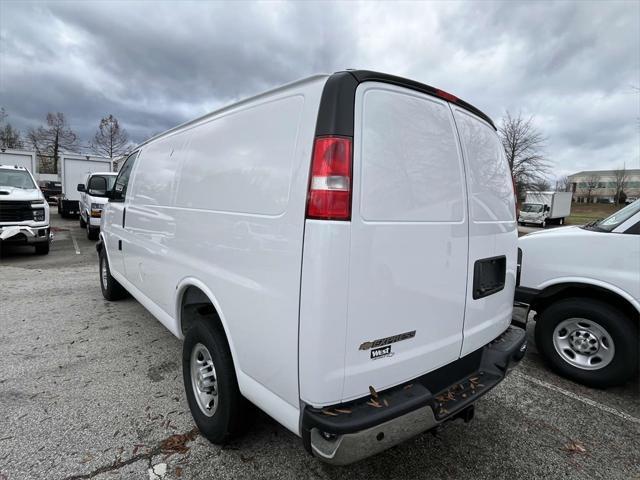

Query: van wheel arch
[
  {"left": 531, "top": 283, "right": 639, "bottom": 324},
  {"left": 178, "top": 286, "right": 236, "bottom": 357}
]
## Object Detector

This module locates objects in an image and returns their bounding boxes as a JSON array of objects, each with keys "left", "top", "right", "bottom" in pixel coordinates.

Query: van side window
[{"left": 114, "top": 151, "right": 139, "bottom": 199}]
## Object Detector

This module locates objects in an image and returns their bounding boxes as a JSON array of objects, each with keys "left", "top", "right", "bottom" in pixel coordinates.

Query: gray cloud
[{"left": 1, "top": 0, "right": 638, "bottom": 176}]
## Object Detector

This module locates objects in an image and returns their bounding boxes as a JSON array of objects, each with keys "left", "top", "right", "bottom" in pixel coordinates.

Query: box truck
[
  {"left": 518, "top": 191, "right": 572, "bottom": 227},
  {"left": 59, "top": 154, "right": 112, "bottom": 217},
  {"left": 0, "top": 149, "right": 36, "bottom": 175}
]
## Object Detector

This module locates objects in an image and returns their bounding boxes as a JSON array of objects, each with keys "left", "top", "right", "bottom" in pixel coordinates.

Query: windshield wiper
[{"left": 582, "top": 218, "right": 605, "bottom": 231}]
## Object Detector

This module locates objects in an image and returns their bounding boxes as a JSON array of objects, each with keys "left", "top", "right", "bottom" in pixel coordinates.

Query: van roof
[
  {"left": 137, "top": 74, "right": 331, "bottom": 150},
  {"left": 135, "top": 70, "right": 496, "bottom": 152},
  {"left": 346, "top": 70, "right": 496, "bottom": 130}
]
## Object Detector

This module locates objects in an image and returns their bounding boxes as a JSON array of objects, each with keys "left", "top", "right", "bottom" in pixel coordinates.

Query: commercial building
[{"left": 568, "top": 169, "right": 640, "bottom": 203}]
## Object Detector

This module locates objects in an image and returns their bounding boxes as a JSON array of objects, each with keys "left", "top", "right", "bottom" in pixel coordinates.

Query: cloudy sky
[{"left": 1, "top": 0, "right": 638, "bottom": 177}]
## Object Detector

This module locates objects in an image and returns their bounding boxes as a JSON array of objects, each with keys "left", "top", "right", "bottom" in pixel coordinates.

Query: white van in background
[
  {"left": 77, "top": 172, "right": 117, "bottom": 240},
  {"left": 96, "top": 70, "right": 526, "bottom": 464},
  {"left": 517, "top": 200, "right": 640, "bottom": 387}
]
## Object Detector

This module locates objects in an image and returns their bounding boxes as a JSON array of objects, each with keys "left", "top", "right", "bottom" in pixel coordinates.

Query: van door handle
[{"left": 122, "top": 207, "right": 126, "bottom": 228}]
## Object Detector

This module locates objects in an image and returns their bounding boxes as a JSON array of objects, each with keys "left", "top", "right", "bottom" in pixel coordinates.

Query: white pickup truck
[
  {"left": 517, "top": 200, "right": 640, "bottom": 387},
  {"left": 0, "top": 165, "right": 51, "bottom": 254}
]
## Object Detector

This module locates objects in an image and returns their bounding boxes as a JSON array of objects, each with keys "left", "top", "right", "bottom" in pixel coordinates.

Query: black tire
[
  {"left": 87, "top": 222, "right": 98, "bottom": 241},
  {"left": 535, "top": 298, "right": 639, "bottom": 388},
  {"left": 99, "top": 248, "right": 127, "bottom": 300},
  {"left": 79, "top": 213, "right": 87, "bottom": 229},
  {"left": 35, "top": 242, "right": 50, "bottom": 255},
  {"left": 183, "top": 318, "right": 247, "bottom": 444}
]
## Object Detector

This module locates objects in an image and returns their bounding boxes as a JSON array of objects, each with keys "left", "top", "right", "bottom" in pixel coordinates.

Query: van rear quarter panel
[{"left": 124, "top": 78, "right": 328, "bottom": 416}]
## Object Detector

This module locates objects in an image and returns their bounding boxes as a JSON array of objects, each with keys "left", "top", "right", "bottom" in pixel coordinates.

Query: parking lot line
[
  {"left": 514, "top": 371, "right": 640, "bottom": 425},
  {"left": 71, "top": 235, "right": 80, "bottom": 255}
]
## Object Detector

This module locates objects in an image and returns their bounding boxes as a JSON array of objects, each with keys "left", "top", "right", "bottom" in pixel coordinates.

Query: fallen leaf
[
  {"left": 175, "top": 466, "right": 183, "bottom": 477},
  {"left": 564, "top": 440, "right": 587, "bottom": 454},
  {"left": 369, "top": 386, "right": 379, "bottom": 399},
  {"left": 321, "top": 409, "right": 338, "bottom": 416},
  {"left": 335, "top": 408, "right": 352, "bottom": 414},
  {"left": 366, "top": 399, "right": 382, "bottom": 408}
]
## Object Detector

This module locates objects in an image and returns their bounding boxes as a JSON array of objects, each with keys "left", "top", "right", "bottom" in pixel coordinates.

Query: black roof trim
[{"left": 315, "top": 69, "right": 496, "bottom": 138}]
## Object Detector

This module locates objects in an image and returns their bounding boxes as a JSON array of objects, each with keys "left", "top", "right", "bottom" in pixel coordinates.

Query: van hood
[
  {"left": 0, "top": 187, "right": 43, "bottom": 202},
  {"left": 521, "top": 225, "right": 578, "bottom": 237}
]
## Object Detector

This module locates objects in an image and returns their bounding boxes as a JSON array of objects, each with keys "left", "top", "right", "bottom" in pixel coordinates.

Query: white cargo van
[
  {"left": 77, "top": 172, "right": 117, "bottom": 240},
  {"left": 518, "top": 191, "right": 572, "bottom": 227},
  {"left": 517, "top": 200, "right": 640, "bottom": 387},
  {"left": 59, "top": 154, "right": 112, "bottom": 217},
  {"left": 97, "top": 70, "right": 526, "bottom": 464}
]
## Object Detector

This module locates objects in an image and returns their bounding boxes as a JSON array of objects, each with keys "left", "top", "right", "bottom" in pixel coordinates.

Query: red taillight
[{"left": 306, "top": 136, "right": 352, "bottom": 220}]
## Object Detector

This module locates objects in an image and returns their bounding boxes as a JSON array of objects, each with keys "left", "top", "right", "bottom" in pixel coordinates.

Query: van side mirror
[
  {"left": 545, "top": 205, "right": 550, "bottom": 212},
  {"left": 77, "top": 184, "right": 85, "bottom": 192},
  {"left": 106, "top": 188, "right": 124, "bottom": 202}
]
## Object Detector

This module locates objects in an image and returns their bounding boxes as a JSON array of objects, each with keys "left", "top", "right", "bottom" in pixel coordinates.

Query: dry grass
[{"left": 565, "top": 203, "right": 621, "bottom": 225}]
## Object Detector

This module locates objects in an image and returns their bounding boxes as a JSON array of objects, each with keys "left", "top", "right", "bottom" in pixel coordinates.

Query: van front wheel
[
  {"left": 99, "top": 249, "right": 127, "bottom": 300},
  {"left": 183, "top": 319, "right": 247, "bottom": 444},
  {"left": 535, "top": 298, "right": 638, "bottom": 387}
]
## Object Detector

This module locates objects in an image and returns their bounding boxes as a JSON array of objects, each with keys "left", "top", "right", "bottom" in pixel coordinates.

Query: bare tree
[
  {"left": 555, "top": 175, "right": 570, "bottom": 192},
  {"left": 583, "top": 175, "right": 600, "bottom": 203},
  {"left": 613, "top": 166, "right": 628, "bottom": 204},
  {"left": 0, "top": 107, "right": 24, "bottom": 149},
  {"left": 529, "top": 178, "right": 552, "bottom": 192},
  {"left": 27, "top": 112, "right": 78, "bottom": 173},
  {"left": 498, "top": 111, "right": 551, "bottom": 192},
  {"left": 90, "top": 114, "right": 130, "bottom": 159}
]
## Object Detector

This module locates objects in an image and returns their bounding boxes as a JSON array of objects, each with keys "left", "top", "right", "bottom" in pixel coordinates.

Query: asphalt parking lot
[{"left": 1, "top": 215, "right": 639, "bottom": 480}]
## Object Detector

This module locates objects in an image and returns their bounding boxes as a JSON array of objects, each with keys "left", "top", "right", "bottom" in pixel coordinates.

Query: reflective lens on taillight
[{"left": 306, "top": 136, "right": 352, "bottom": 220}]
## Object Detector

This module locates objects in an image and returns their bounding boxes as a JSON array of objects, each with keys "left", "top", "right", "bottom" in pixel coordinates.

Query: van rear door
[
  {"left": 452, "top": 108, "right": 517, "bottom": 356},
  {"left": 342, "top": 82, "right": 469, "bottom": 401}
]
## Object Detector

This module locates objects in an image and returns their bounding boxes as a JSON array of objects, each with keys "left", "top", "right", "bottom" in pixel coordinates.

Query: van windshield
[
  {"left": 0, "top": 170, "right": 36, "bottom": 189},
  {"left": 88, "top": 175, "right": 116, "bottom": 194},
  {"left": 521, "top": 203, "right": 543, "bottom": 213},
  {"left": 584, "top": 200, "right": 640, "bottom": 232}
]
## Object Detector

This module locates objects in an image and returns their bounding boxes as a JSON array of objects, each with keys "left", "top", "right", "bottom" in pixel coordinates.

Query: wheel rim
[
  {"left": 190, "top": 343, "right": 218, "bottom": 417},
  {"left": 100, "top": 257, "right": 108, "bottom": 289},
  {"left": 553, "top": 318, "right": 615, "bottom": 370}
]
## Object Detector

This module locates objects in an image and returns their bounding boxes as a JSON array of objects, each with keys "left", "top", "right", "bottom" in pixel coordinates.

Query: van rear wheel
[{"left": 183, "top": 318, "right": 247, "bottom": 444}]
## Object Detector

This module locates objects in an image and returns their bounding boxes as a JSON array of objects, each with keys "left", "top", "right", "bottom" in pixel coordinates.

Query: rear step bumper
[{"left": 301, "top": 325, "right": 527, "bottom": 465}]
